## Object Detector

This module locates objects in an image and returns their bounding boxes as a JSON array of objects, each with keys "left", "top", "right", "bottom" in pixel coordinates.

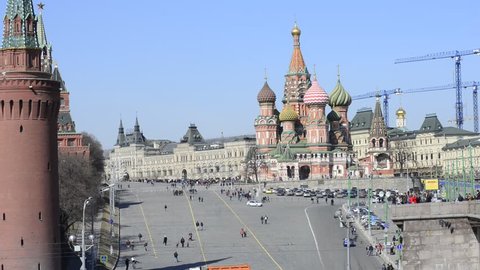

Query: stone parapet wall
[{"left": 403, "top": 218, "right": 479, "bottom": 270}]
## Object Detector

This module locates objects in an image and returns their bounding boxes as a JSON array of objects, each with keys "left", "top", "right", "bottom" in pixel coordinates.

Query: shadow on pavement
[
  {"left": 132, "top": 257, "right": 232, "bottom": 270},
  {"left": 118, "top": 201, "right": 143, "bottom": 209}
]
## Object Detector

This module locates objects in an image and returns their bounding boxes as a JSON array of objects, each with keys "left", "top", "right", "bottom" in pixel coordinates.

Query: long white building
[{"left": 106, "top": 120, "right": 256, "bottom": 181}]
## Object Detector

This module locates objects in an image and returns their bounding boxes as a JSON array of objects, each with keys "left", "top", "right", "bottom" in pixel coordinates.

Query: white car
[{"left": 246, "top": 200, "right": 263, "bottom": 207}]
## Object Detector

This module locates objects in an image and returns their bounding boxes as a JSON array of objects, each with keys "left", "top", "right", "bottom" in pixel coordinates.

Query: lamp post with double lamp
[{"left": 69, "top": 197, "right": 94, "bottom": 270}]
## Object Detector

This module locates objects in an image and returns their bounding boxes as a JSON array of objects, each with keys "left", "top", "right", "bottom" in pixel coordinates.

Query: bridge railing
[{"left": 390, "top": 200, "right": 480, "bottom": 221}]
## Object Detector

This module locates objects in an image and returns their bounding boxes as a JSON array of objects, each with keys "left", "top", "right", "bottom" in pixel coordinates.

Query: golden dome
[
  {"left": 279, "top": 105, "right": 298, "bottom": 122},
  {"left": 291, "top": 23, "right": 301, "bottom": 36},
  {"left": 396, "top": 107, "right": 406, "bottom": 117}
]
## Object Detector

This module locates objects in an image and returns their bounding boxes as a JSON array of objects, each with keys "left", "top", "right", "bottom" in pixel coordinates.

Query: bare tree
[
  {"left": 58, "top": 133, "right": 104, "bottom": 232},
  {"left": 244, "top": 146, "right": 260, "bottom": 183}
]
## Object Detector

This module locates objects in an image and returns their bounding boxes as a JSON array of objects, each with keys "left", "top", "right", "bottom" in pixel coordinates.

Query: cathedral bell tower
[
  {"left": 0, "top": 0, "right": 61, "bottom": 269},
  {"left": 283, "top": 23, "right": 311, "bottom": 138}
]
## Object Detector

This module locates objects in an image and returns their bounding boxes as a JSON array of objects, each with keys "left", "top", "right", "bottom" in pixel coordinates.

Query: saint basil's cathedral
[{"left": 254, "top": 23, "right": 355, "bottom": 181}]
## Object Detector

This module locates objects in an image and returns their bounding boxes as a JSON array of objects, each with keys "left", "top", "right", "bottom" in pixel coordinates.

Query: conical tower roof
[
  {"left": 257, "top": 81, "right": 276, "bottom": 103},
  {"left": 329, "top": 77, "right": 352, "bottom": 107},
  {"left": 370, "top": 97, "right": 388, "bottom": 137},
  {"left": 36, "top": 3, "right": 49, "bottom": 49},
  {"left": 2, "top": 0, "right": 39, "bottom": 49},
  {"left": 288, "top": 23, "right": 307, "bottom": 74}
]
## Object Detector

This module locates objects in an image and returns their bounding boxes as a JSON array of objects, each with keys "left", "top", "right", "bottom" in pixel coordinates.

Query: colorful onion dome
[
  {"left": 329, "top": 79, "right": 352, "bottom": 107},
  {"left": 396, "top": 107, "right": 406, "bottom": 117},
  {"left": 291, "top": 23, "right": 301, "bottom": 36},
  {"left": 304, "top": 78, "right": 329, "bottom": 106},
  {"left": 279, "top": 105, "right": 298, "bottom": 122},
  {"left": 327, "top": 109, "right": 341, "bottom": 122},
  {"left": 257, "top": 81, "right": 276, "bottom": 103}
]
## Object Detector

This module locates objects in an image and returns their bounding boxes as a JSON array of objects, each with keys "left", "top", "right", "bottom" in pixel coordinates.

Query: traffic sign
[
  {"left": 396, "top": 244, "right": 403, "bottom": 250},
  {"left": 100, "top": 255, "right": 108, "bottom": 263}
]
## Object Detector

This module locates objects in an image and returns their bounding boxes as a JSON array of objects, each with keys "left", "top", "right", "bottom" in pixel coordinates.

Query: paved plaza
[{"left": 116, "top": 182, "right": 383, "bottom": 270}]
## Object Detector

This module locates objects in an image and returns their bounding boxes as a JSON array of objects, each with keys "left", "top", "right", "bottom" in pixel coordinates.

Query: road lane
[{"left": 117, "top": 183, "right": 384, "bottom": 270}]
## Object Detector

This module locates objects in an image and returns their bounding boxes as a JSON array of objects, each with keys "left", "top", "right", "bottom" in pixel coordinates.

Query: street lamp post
[{"left": 81, "top": 197, "right": 93, "bottom": 270}]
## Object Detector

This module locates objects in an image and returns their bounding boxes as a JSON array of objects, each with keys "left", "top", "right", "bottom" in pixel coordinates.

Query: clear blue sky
[{"left": 3, "top": 0, "right": 479, "bottom": 148}]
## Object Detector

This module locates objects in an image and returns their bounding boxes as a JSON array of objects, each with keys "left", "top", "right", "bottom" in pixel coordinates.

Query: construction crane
[
  {"left": 352, "top": 88, "right": 400, "bottom": 127},
  {"left": 352, "top": 81, "right": 479, "bottom": 130},
  {"left": 394, "top": 48, "right": 480, "bottom": 129}
]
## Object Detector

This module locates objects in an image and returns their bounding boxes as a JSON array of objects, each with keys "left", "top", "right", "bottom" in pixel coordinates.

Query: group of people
[
  {"left": 365, "top": 242, "right": 384, "bottom": 256},
  {"left": 260, "top": 215, "right": 269, "bottom": 224},
  {"left": 381, "top": 263, "right": 395, "bottom": 270}
]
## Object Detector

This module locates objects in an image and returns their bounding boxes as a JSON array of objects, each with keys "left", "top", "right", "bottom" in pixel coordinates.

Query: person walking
[
  {"left": 200, "top": 221, "right": 204, "bottom": 230},
  {"left": 196, "top": 221, "right": 200, "bottom": 228},
  {"left": 264, "top": 215, "right": 268, "bottom": 224},
  {"left": 125, "top": 257, "right": 130, "bottom": 270},
  {"left": 138, "top": 233, "right": 143, "bottom": 242},
  {"left": 144, "top": 242, "right": 148, "bottom": 251},
  {"left": 131, "top": 257, "right": 137, "bottom": 269},
  {"left": 240, "top": 228, "right": 245, "bottom": 238},
  {"left": 174, "top": 251, "right": 179, "bottom": 262},
  {"left": 180, "top": 237, "right": 185, "bottom": 248},
  {"left": 164, "top": 204, "right": 167, "bottom": 211},
  {"left": 261, "top": 216, "right": 264, "bottom": 224},
  {"left": 163, "top": 235, "right": 168, "bottom": 246}
]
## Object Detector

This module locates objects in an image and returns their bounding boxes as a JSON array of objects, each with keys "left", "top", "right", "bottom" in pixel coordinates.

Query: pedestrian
[
  {"left": 316, "top": 198, "right": 319, "bottom": 204},
  {"left": 138, "top": 233, "right": 143, "bottom": 242},
  {"left": 201, "top": 197, "right": 204, "bottom": 202},
  {"left": 144, "top": 242, "right": 148, "bottom": 251},
  {"left": 180, "top": 237, "right": 185, "bottom": 248},
  {"left": 125, "top": 257, "right": 130, "bottom": 270},
  {"left": 201, "top": 221, "right": 204, "bottom": 230},
  {"left": 189, "top": 232, "right": 193, "bottom": 241},
  {"left": 196, "top": 221, "right": 200, "bottom": 228},
  {"left": 131, "top": 243, "right": 135, "bottom": 250},
  {"left": 240, "top": 228, "right": 245, "bottom": 238},
  {"left": 164, "top": 204, "right": 167, "bottom": 211},
  {"left": 199, "top": 196, "right": 201, "bottom": 202},
  {"left": 264, "top": 215, "right": 268, "bottom": 224},
  {"left": 131, "top": 257, "right": 137, "bottom": 269},
  {"left": 163, "top": 235, "right": 168, "bottom": 246},
  {"left": 174, "top": 251, "right": 179, "bottom": 262},
  {"left": 311, "top": 197, "right": 314, "bottom": 203},
  {"left": 261, "top": 215, "right": 264, "bottom": 224}
]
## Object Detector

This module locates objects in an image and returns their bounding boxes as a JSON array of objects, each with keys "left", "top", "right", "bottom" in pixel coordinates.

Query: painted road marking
[
  {"left": 213, "top": 191, "right": 283, "bottom": 270},
  {"left": 135, "top": 194, "right": 158, "bottom": 258},
  {"left": 184, "top": 192, "right": 208, "bottom": 265},
  {"left": 305, "top": 206, "right": 326, "bottom": 269}
]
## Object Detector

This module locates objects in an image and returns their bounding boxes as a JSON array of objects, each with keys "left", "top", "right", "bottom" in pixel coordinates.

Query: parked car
[
  {"left": 246, "top": 200, "right": 263, "bottom": 207},
  {"left": 358, "top": 189, "right": 367, "bottom": 198},
  {"left": 303, "top": 191, "right": 312, "bottom": 197},
  {"left": 295, "top": 190, "right": 304, "bottom": 196},
  {"left": 286, "top": 190, "right": 295, "bottom": 196}
]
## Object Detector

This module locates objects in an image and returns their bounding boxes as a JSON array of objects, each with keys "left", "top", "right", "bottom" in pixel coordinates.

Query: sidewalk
[
  {"left": 343, "top": 202, "right": 402, "bottom": 269},
  {"left": 96, "top": 196, "right": 121, "bottom": 269}
]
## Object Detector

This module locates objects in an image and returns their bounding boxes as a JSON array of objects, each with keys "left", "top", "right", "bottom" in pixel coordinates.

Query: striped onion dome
[
  {"left": 257, "top": 81, "right": 276, "bottom": 103},
  {"left": 329, "top": 79, "right": 352, "bottom": 107},
  {"left": 279, "top": 105, "right": 298, "bottom": 122},
  {"left": 304, "top": 78, "right": 329, "bottom": 106}
]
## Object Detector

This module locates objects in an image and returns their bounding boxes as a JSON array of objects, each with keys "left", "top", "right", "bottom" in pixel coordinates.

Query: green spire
[
  {"left": 36, "top": 2, "right": 48, "bottom": 49},
  {"left": 2, "top": 0, "right": 39, "bottom": 49}
]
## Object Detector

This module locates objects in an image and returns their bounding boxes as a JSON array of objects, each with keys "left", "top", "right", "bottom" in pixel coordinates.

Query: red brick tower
[
  {"left": 0, "top": 0, "right": 61, "bottom": 269},
  {"left": 254, "top": 79, "right": 279, "bottom": 152},
  {"left": 283, "top": 23, "right": 311, "bottom": 138}
]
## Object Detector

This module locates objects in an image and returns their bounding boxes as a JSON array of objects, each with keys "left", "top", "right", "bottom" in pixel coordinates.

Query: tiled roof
[
  {"left": 350, "top": 108, "right": 373, "bottom": 131},
  {"left": 443, "top": 137, "right": 480, "bottom": 150}
]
